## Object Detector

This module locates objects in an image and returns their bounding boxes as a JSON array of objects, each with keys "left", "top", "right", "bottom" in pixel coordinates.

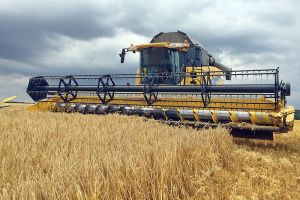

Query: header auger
[{"left": 26, "top": 31, "right": 295, "bottom": 140}]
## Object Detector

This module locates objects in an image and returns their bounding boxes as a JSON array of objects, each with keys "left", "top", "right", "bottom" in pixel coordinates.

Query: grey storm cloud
[
  {"left": 0, "top": 3, "right": 116, "bottom": 62},
  {"left": 0, "top": 0, "right": 299, "bottom": 108}
]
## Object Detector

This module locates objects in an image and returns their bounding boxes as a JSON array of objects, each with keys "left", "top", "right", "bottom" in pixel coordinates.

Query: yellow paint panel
[{"left": 128, "top": 42, "right": 190, "bottom": 52}]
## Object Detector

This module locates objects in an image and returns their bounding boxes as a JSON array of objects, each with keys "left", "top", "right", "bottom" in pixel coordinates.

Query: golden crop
[{"left": 0, "top": 105, "right": 299, "bottom": 199}]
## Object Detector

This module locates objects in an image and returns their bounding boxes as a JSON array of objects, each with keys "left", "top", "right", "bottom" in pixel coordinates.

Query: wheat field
[{"left": 0, "top": 105, "right": 299, "bottom": 199}]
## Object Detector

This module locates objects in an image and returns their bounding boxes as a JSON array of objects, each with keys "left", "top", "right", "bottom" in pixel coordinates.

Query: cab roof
[{"left": 150, "top": 31, "right": 204, "bottom": 48}]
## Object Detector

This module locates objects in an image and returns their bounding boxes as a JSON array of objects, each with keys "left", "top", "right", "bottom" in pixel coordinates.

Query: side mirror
[{"left": 119, "top": 48, "right": 127, "bottom": 63}]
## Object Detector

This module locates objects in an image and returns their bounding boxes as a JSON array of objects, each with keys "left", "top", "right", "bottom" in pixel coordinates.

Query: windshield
[{"left": 140, "top": 47, "right": 185, "bottom": 84}]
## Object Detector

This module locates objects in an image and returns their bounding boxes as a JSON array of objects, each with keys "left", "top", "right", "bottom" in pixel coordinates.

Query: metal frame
[
  {"left": 143, "top": 75, "right": 158, "bottom": 104},
  {"left": 27, "top": 68, "right": 288, "bottom": 112},
  {"left": 96, "top": 75, "right": 115, "bottom": 103},
  {"left": 58, "top": 76, "right": 78, "bottom": 102}
]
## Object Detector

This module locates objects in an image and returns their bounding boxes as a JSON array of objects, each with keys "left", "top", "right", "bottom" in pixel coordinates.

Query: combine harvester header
[{"left": 26, "top": 31, "right": 295, "bottom": 140}]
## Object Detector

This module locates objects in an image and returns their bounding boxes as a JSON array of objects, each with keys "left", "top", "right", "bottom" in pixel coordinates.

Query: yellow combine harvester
[{"left": 26, "top": 31, "right": 294, "bottom": 140}]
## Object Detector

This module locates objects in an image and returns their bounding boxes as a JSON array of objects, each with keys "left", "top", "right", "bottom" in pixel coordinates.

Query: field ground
[{"left": 0, "top": 104, "right": 299, "bottom": 199}]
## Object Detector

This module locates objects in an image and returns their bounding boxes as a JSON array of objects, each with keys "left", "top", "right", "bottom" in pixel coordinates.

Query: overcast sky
[{"left": 0, "top": 0, "right": 299, "bottom": 108}]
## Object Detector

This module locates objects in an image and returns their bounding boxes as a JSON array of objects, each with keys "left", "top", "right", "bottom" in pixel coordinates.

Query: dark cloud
[
  {"left": 0, "top": 0, "right": 299, "bottom": 108},
  {"left": 0, "top": 2, "right": 118, "bottom": 62}
]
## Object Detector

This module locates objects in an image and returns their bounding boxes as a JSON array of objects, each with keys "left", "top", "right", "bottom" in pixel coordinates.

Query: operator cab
[
  {"left": 119, "top": 31, "right": 232, "bottom": 85},
  {"left": 140, "top": 47, "right": 185, "bottom": 84}
]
